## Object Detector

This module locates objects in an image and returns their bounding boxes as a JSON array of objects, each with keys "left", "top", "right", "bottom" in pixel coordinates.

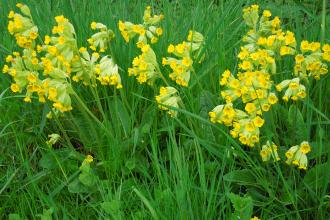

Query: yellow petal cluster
[
  {"left": 88, "top": 22, "right": 115, "bottom": 52},
  {"left": 285, "top": 141, "right": 311, "bottom": 170},
  {"left": 8, "top": 4, "right": 38, "bottom": 49},
  {"left": 128, "top": 45, "right": 160, "bottom": 85},
  {"left": 155, "top": 87, "right": 182, "bottom": 117},
  {"left": 162, "top": 31, "right": 204, "bottom": 87},
  {"left": 4, "top": 5, "right": 121, "bottom": 116},
  {"left": 260, "top": 141, "right": 280, "bottom": 162},
  {"left": 118, "top": 6, "right": 164, "bottom": 47}
]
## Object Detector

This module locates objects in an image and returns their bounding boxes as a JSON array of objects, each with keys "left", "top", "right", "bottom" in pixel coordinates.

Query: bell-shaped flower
[
  {"left": 155, "top": 87, "right": 182, "bottom": 117},
  {"left": 260, "top": 141, "right": 280, "bottom": 162}
]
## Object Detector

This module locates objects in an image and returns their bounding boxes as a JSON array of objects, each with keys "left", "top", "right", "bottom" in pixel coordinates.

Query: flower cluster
[
  {"left": 7, "top": 3, "right": 38, "bottom": 49},
  {"left": 162, "top": 31, "right": 204, "bottom": 87},
  {"left": 88, "top": 22, "right": 115, "bottom": 52},
  {"left": 209, "top": 103, "right": 265, "bottom": 147},
  {"left": 155, "top": 87, "right": 182, "bottom": 117},
  {"left": 285, "top": 141, "right": 311, "bottom": 170},
  {"left": 118, "top": 6, "right": 164, "bottom": 47},
  {"left": 294, "top": 41, "right": 329, "bottom": 80},
  {"left": 3, "top": 4, "right": 121, "bottom": 116},
  {"left": 209, "top": 5, "right": 323, "bottom": 169},
  {"left": 260, "top": 141, "right": 280, "bottom": 162},
  {"left": 4, "top": 12, "right": 74, "bottom": 113},
  {"left": 128, "top": 44, "right": 160, "bottom": 85},
  {"left": 275, "top": 77, "right": 306, "bottom": 101}
]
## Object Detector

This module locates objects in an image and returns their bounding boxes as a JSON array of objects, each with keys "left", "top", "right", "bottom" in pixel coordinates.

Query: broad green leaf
[
  {"left": 39, "top": 148, "right": 77, "bottom": 170},
  {"left": 78, "top": 171, "right": 97, "bottom": 187},
  {"left": 40, "top": 208, "right": 54, "bottom": 220},
  {"left": 303, "top": 163, "right": 330, "bottom": 190},
  {"left": 224, "top": 169, "right": 258, "bottom": 186},
  {"left": 229, "top": 193, "right": 253, "bottom": 220},
  {"left": 68, "top": 178, "right": 88, "bottom": 193},
  {"left": 288, "top": 105, "right": 307, "bottom": 143},
  {"left": 101, "top": 200, "right": 120, "bottom": 214}
]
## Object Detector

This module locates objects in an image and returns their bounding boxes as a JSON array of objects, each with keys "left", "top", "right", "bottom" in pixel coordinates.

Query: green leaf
[
  {"left": 101, "top": 200, "right": 120, "bottom": 214},
  {"left": 40, "top": 208, "right": 54, "bottom": 220},
  {"left": 8, "top": 214, "right": 21, "bottom": 220},
  {"left": 288, "top": 105, "right": 307, "bottom": 143},
  {"left": 114, "top": 99, "right": 131, "bottom": 135},
  {"left": 68, "top": 178, "right": 88, "bottom": 193},
  {"left": 303, "top": 163, "right": 330, "bottom": 190},
  {"left": 78, "top": 171, "right": 96, "bottom": 187},
  {"left": 125, "top": 158, "right": 136, "bottom": 171},
  {"left": 39, "top": 148, "right": 77, "bottom": 170},
  {"left": 229, "top": 193, "right": 253, "bottom": 220},
  {"left": 223, "top": 169, "right": 258, "bottom": 186}
]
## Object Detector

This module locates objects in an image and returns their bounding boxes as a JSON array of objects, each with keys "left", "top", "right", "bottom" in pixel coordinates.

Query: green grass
[{"left": 0, "top": 0, "right": 329, "bottom": 219}]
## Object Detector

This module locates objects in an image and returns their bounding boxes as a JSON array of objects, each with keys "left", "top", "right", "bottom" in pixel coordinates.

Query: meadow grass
[{"left": 0, "top": 0, "right": 329, "bottom": 219}]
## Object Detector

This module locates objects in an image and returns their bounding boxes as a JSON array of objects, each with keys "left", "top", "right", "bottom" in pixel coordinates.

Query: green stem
[
  {"left": 321, "top": 0, "right": 326, "bottom": 44},
  {"left": 156, "top": 65, "right": 170, "bottom": 86}
]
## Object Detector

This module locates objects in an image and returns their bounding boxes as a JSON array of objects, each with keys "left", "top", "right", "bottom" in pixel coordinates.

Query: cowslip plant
[
  {"left": 3, "top": 3, "right": 324, "bottom": 174},
  {"left": 162, "top": 31, "right": 205, "bottom": 87},
  {"left": 119, "top": 6, "right": 206, "bottom": 118},
  {"left": 128, "top": 44, "right": 161, "bottom": 85},
  {"left": 3, "top": 3, "right": 122, "bottom": 118},
  {"left": 155, "top": 86, "right": 182, "bottom": 117},
  {"left": 118, "top": 6, "right": 164, "bottom": 47},
  {"left": 209, "top": 4, "right": 328, "bottom": 170}
]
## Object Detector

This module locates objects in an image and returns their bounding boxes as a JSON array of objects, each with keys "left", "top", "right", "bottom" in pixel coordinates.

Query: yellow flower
[
  {"left": 155, "top": 27, "right": 163, "bottom": 36},
  {"left": 300, "top": 141, "right": 311, "bottom": 154},
  {"left": 245, "top": 103, "right": 256, "bottom": 114},
  {"left": 90, "top": 21, "right": 97, "bottom": 30},
  {"left": 24, "top": 96, "right": 32, "bottom": 102},
  {"left": 262, "top": 10, "right": 271, "bottom": 17},
  {"left": 301, "top": 40, "right": 310, "bottom": 51},
  {"left": 168, "top": 44, "right": 175, "bottom": 53},
  {"left": 253, "top": 116, "right": 264, "bottom": 127},
  {"left": 260, "top": 141, "right": 280, "bottom": 162},
  {"left": 84, "top": 155, "right": 94, "bottom": 163},
  {"left": 182, "top": 57, "right": 192, "bottom": 67},
  {"left": 155, "top": 87, "right": 182, "bottom": 117},
  {"left": 27, "top": 72, "right": 38, "bottom": 83},
  {"left": 295, "top": 54, "right": 304, "bottom": 63},
  {"left": 55, "top": 15, "right": 67, "bottom": 23},
  {"left": 285, "top": 141, "right": 311, "bottom": 170},
  {"left": 11, "top": 83, "right": 20, "bottom": 93}
]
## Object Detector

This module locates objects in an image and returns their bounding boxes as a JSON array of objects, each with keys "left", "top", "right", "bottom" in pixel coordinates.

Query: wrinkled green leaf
[
  {"left": 288, "top": 105, "right": 307, "bottom": 143},
  {"left": 229, "top": 193, "right": 253, "bottom": 220},
  {"left": 101, "top": 200, "right": 120, "bottom": 214}
]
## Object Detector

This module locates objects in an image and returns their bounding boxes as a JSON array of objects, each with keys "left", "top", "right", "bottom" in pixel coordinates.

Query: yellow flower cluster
[
  {"left": 155, "top": 87, "right": 182, "bottom": 117},
  {"left": 8, "top": 3, "right": 38, "bottom": 49},
  {"left": 260, "top": 141, "right": 280, "bottom": 162},
  {"left": 118, "top": 6, "right": 164, "bottom": 47},
  {"left": 3, "top": 4, "right": 121, "bottom": 116},
  {"left": 88, "top": 22, "right": 115, "bottom": 52},
  {"left": 72, "top": 48, "right": 122, "bottom": 88},
  {"left": 210, "top": 4, "right": 328, "bottom": 151},
  {"left": 209, "top": 103, "right": 265, "bottom": 147},
  {"left": 294, "top": 41, "right": 329, "bottom": 80},
  {"left": 162, "top": 31, "right": 204, "bottom": 87},
  {"left": 128, "top": 44, "right": 160, "bottom": 85},
  {"left": 119, "top": 6, "right": 183, "bottom": 117},
  {"left": 275, "top": 78, "right": 306, "bottom": 101},
  {"left": 84, "top": 154, "right": 94, "bottom": 164},
  {"left": 285, "top": 141, "right": 311, "bottom": 170}
]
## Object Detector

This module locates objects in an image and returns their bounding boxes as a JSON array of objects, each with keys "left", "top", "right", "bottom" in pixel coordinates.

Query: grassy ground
[{"left": 0, "top": 0, "right": 329, "bottom": 219}]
